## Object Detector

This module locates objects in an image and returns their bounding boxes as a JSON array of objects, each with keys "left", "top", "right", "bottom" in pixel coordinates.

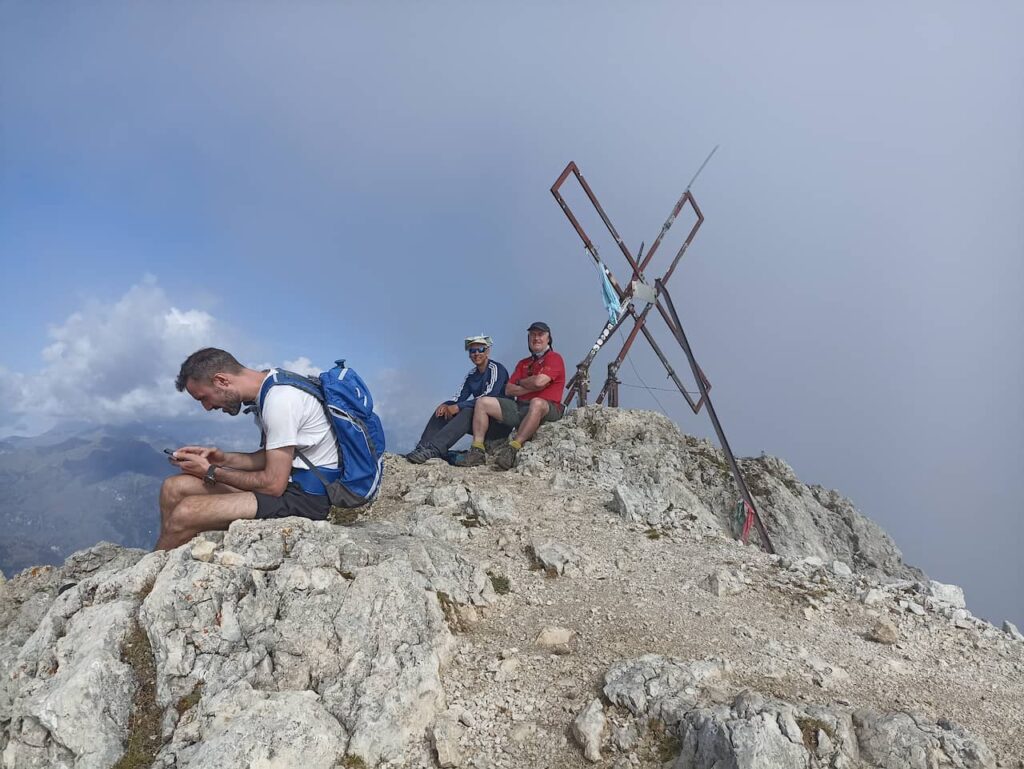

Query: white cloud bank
[
  {"left": 1, "top": 278, "right": 233, "bottom": 433},
  {"left": 0, "top": 278, "right": 430, "bottom": 445}
]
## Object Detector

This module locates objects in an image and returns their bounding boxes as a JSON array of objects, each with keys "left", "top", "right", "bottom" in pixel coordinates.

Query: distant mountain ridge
[{"left": 0, "top": 418, "right": 254, "bottom": 575}]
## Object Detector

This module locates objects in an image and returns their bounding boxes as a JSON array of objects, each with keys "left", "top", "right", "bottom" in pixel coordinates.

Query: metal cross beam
[
  {"left": 656, "top": 279, "right": 775, "bottom": 553},
  {"left": 550, "top": 161, "right": 708, "bottom": 412},
  {"left": 549, "top": 161, "right": 774, "bottom": 553}
]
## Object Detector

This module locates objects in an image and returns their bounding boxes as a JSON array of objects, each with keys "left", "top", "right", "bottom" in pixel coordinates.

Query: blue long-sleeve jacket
[{"left": 446, "top": 361, "right": 509, "bottom": 411}]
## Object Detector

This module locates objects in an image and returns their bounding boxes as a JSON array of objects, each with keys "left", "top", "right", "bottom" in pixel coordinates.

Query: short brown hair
[{"left": 175, "top": 348, "right": 243, "bottom": 391}]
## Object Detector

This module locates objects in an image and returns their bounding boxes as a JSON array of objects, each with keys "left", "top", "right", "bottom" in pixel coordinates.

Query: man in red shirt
[{"left": 456, "top": 321, "right": 566, "bottom": 470}]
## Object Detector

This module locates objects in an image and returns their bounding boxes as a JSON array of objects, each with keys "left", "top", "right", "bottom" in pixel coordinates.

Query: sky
[{"left": 1, "top": 2, "right": 1021, "bottom": 624}]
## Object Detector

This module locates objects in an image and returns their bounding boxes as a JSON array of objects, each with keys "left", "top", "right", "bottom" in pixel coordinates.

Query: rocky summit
[{"left": 1, "top": 406, "right": 1021, "bottom": 769}]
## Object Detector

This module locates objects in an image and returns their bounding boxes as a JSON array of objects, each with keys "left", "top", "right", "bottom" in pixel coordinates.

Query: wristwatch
[{"left": 204, "top": 465, "right": 219, "bottom": 486}]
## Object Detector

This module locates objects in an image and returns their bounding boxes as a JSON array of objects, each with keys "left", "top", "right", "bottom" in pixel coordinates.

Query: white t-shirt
[{"left": 256, "top": 372, "right": 339, "bottom": 470}]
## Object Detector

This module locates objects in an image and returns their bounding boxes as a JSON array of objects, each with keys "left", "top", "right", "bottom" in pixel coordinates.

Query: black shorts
[
  {"left": 253, "top": 483, "right": 331, "bottom": 521},
  {"left": 496, "top": 397, "right": 564, "bottom": 428}
]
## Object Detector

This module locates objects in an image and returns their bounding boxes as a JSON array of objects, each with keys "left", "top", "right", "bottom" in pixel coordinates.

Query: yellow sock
[
  {"left": 509, "top": 440, "right": 522, "bottom": 450},
  {"left": 472, "top": 441, "right": 485, "bottom": 451}
]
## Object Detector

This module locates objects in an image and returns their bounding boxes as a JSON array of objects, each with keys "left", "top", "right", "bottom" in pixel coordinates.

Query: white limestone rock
[
  {"left": 522, "top": 407, "right": 922, "bottom": 581},
  {"left": 173, "top": 682, "right": 347, "bottom": 769},
  {"left": 603, "top": 655, "right": 729, "bottom": 722},
  {"left": 571, "top": 699, "right": 606, "bottom": 762},
  {"left": 854, "top": 710, "right": 995, "bottom": 769},
  {"left": 190, "top": 538, "right": 216, "bottom": 562},
  {"left": 529, "top": 538, "right": 584, "bottom": 576},
  {"left": 605, "top": 654, "right": 994, "bottom": 769},
  {"left": 927, "top": 579, "right": 967, "bottom": 609},
  {"left": 535, "top": 626, "right": 573, "bottom": 651},
  {"left": 867, "top": 619, "right": 899, "bottom": 645},
  {"left": 906, "top": 601, "right": 926, "bottom": 616},
  {"left": 431, "top": 712, "right": 466, "bottom": 768},
  {"left": 831, "top": 559, "right": 853, "bottom": 578},
  {"left": 429, "top": 484, "right": 470, "bottom": 508},
  {"left": 860, "top": 588, "right": 886, "bottom": 606},
  {"left": 703, "top": 568, "right": 745, "bottom": 597},
  {"left": 1, "top": 521, "right": 492, "bottom": 769},
  {"left": 806, "top": 656, "right": 850, "bottom": 690},
  {"left": 1003, "top": 620, "right": 1024, "bottom": 641},
  {"left": 408, "top": 507, "right": 469, "bottom": 543},
  {"left": 467, "top": 489, "right": 517, "bottom": 525},
  {"left": 494, "top": 658, "right": 520, "bottom": 683}
]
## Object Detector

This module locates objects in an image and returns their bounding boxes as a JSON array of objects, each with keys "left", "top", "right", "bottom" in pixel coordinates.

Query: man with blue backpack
[{"left": 156, "top": 347, "right": 385, "bottom": 550}]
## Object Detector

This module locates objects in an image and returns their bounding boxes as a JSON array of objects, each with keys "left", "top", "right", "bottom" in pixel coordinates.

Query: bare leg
[
  {"left": 157, "top": 473, "right": 250, "bottom": 550},
  {"left": 513, "top": 398, "right": 551, "bottom": 443},
  {"left": 160, "top": 473, "right": 235, "bottom": 519},
  {"left": 156, "top": 490, "right": 258, "bottom": 550},
  {"left": 471, "top": 397, "right": 504, "bottom": 443}
]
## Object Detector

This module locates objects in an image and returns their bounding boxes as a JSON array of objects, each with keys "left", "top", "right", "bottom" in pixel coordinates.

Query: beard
[{"left": 221, "top": 390, "right": 243, "bottom": 416}]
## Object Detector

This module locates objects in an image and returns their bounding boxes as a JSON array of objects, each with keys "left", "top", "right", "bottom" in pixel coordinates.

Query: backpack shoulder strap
[
  {"left": 258, "top": 369, "right": 345, "bottom": 482},
  {"left": 257, "top": 369, "right": 323, "bottom": 412}
]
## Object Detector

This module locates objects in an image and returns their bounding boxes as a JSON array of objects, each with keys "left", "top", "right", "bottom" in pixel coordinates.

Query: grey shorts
[
  {"left": 496, "top": 397, "right": 563, "bottom": 429},
  {"left": 253, "top": 483, "right": 331, "bottom": 521}
]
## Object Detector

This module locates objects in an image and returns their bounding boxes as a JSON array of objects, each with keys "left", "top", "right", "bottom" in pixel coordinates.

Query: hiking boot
[
  {"left": 453, "top": 446, "right": 486, "bottom": 467},
  {"left": 484, "top": 437, "right": 510, "bottom": 454},
  {"left": 405, "top": 445, "right": 441, "bottom": 464},
  {"left": 494, "top": 443, "right": 520, "bottom": 471}
]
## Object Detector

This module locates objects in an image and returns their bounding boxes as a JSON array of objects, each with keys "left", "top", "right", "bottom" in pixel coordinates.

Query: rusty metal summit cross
[{"left": 549, "top": 160, "right": 774, "bottom": 552}]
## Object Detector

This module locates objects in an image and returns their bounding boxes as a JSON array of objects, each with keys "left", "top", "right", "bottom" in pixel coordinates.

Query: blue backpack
[{"left": 256, "top": 360, "right": 386, "bottom": 508}]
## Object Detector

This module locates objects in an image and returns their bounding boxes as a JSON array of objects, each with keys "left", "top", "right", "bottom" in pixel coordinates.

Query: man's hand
[
  {"left": 173, "top": 451, "right": 212, "bottom": 480},
  {"left": 435, "top": 404, "right": 459, "bottom": 419},
  {"left": 169, "top": 446, "right": 224, "bottom": 478},
  {"left": 174, "top": 445, "right": 226, "bottom": 464}
]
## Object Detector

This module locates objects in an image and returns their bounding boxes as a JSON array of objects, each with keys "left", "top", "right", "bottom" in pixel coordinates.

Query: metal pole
[
  {"left": 656, "top": 279, "right": 774, "bottom": 553},
  {"left": 605, "top": 362, "right": 619, "bottom": 407}
]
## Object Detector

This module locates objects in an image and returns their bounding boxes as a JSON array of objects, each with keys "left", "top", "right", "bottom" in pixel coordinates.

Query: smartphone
[{"left": 163, "top": 449, "right": 178, "bottom": 458}]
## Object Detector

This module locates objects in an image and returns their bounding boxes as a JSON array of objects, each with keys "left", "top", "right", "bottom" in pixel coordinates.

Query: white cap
[{"left": 464, "top": 334, "right": 493, "bottom": 350}]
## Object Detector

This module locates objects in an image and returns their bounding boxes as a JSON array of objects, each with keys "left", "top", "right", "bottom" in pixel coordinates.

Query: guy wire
[{"left": 625, "top": 353, "right": 670, "bottom": 419}]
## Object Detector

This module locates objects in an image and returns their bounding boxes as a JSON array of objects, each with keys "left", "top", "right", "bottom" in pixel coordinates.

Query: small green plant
[
  {"left": 175, "top": 682, "right": 202, "bottom": 716},
  {"left": 523, "top": 544, "right": 541, "bottom": 570},
  {"left": 648, "top": 719, "right": 681, "bottom": 762},
  {"left": 330, "top": 507, "right": 361, "bottom": 526},
  {"left": 341, "top": 755, "right": 368, "bottom": 769},
  {"left": 657, "top": 734, "right": 682, "bottom": 762},
  {"left": 796, "top": 716, "right": 836, "bottom": 752},
  {"left": 435, "top": 591, "right": 467, "bottom": 634},
  {"left": 523, "top": 545, "right": 558, "bottom": 577},
  {"left": 111, "top": 624, "right": 162, "bottom": 769},
  {"left": 645, "top": 528, "right": 662, "bottom": 540},
  {"left": 488, "top": 571, "right": 510, "bottom": 595}
]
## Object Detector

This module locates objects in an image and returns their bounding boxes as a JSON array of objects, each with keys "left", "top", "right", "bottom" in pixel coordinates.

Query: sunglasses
[{"left": 467, "top": 347, "right": 488, "bottom": 355}]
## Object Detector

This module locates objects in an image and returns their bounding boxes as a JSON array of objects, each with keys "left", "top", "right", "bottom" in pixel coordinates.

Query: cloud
[
  {"left": 1, "top": 277, "right": 237, "bottom": 432},
  {"left": 280, "top": 357, "right": 320, "bottom": 377},
  {"left": 370, "top": 367, "right": 437, "bottom": 454},
  {"left": 0, "top": 282, "right": 428, "bottom": 448}
]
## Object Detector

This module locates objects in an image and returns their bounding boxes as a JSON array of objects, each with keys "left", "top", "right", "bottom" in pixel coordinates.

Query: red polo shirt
[{"left": 509, "top": 350, "right": 565, "bottom": 404}]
